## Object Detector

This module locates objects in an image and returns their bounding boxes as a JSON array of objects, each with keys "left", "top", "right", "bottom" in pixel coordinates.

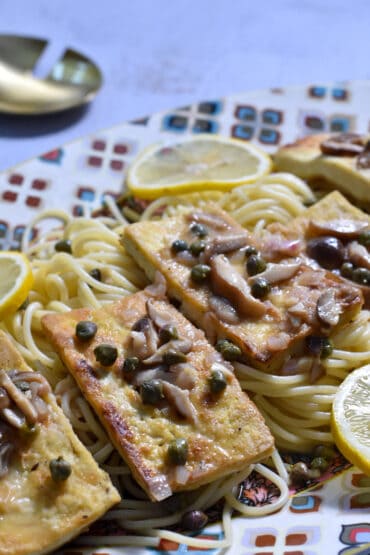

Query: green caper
[
  {"left": 313, "top": 444, "right": 336, "bottom": 460},
  {"left": 159, "top": 325, "right": 179, "bottom": 343},
  {"left": 75, "top": 321, "right": 98, "bottom": 342},
  {"left": 189, "top": 240, "right": 206, "bottom": 256},
  {"left": 54, "top": 239, "right": 72, "bottom": 254},
  {"left": 190, "top": 264, "right": 211, "bottom": 283},
  {"left": 167, "top": 438, "right": 188, "bottom": 465},
  {"left": 340, "top": 261, "right": 354, "bottom": 279},
  {"left": 123, "top": 356, "right": 140, "bottom": 373},
  {"left": 171, "top": 239, "right": 188, "bottom": 254},
  {"left": 49, "top": 456, "right": 72, "bottom": 481},
  {"left": 246, "top": 254, "right": 267, "bottom": 276},
  {"left": 358, "top": 230, "right": 370, "bottom": 246},
  {"left": 310, "top": 456, "right": 329, "bottom": 472},
  {"left": 190, "top": 222, "right": 208, "bottom": 237},
  {"left": 305, "top": 336, "right": 333, "bottom": 359},
  {"left": 16, "top": 381, "right": 30, "bottom": 392},
  {"left": 94, "top": 344, "right": 118, "bottom": 366},
  {"left": 181, "top": 510, "right": 208, "bottom": 531},
  {"left": 209, "top": 369, "right": 227, "bottom": 393},
  {"left": 140, "top": 379, "right": 164, "bottom": 405},
  {"left": 320, "top": 338, "right": 333, "bottom": 358},
  {"left": 251, "top": 277, "right": 271, "bottom": 299},
  {"left": 215, "top": 339, "right": 241, "bottom": 361},
  {"left": 245, "top": 245, "right": 258, "bottom": 257},
  {"left": 352, "top": 267, "right": 370, "bottom": 285},
  {"left": 89, "top": 268, "right": 102, "bottom": 281},
  {"left": 163, "top": 350, "right": 187, "bottom": 365}
]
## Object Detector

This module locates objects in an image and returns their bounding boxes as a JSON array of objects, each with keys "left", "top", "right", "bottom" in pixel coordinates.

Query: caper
[
  {"left": 123, "top": 356, "right": 140, "bottom": 373},
  {"left": 181, "top": 510, "right": 208, "bottom": 531},
  {"left": 94, "top": 344, "right": 118, "bottom": 366},
  {"left": 251, "top": 277, "right": 271, "bottom": 299},
  {"left": 310, "top": 456, "right": 329, "bottom": 472},
  {"left": 191, "top": 264, "right": 211, "bottom": 283},
  {"left": 189, "top": 240, "right": 206, "bottom": 256},
  {"left": 305, "top": 336, "right": 333, "bottom": 358},
  {"left": 49, "top": 456, "right": 72, "bottom": 481},
  {"left": 159, "top": 325, "right": 179, "bottom": 343},
  {"left": 306, "top": 236, "right": 344, "bottom": 270},
  {"left": 171, "top": 239, "right": 188, "bottom": 254},
  {"left": 16, "top": 380, "right": 30, "bottom": 392},
  {"left": 340, "top": 261, "right": 354, "bottom": 279},
  {"left": 140, "top": 379, "right": 164, "bottom": 405},
  {"left": 358, "top": 230, "right": 370, "bottom": 246},
  {"left": 75, "top": 321, "right": 98, "bottom": 342},
  {"left": 246, "top": 254, "right": 267, "bottom": 276},
  {"left": 352, "top": 267, "right": 370, "bottom": 285},
  {"left": 209, "top": 369, "right": 227, "bottom": 393},
  {"left": 89, "top": 268, "right": 102, "bottom": 281},
  {"left": 215, "top": 339, "right": 241, "bottom": 361},
  {"left": 190, "top": 222, "right": 208, "bottom": 237},
  {"left": 163, "top": 350, "right": 187, "bottom": 365},
  {"left": 54, "top": 239, "right": 72, "bottom": 254},
  {"left": 314, "top": 444, "right": 336, "bottom": 460},
  {"left": 167, "top": 438, "right": 188, "bottom": 465},
  {"left": 245, "top": 245, "right": 258, "bottom": 257}
]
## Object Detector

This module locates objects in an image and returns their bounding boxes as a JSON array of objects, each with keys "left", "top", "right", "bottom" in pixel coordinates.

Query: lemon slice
[
  {"left": 126, "top": 135, "right": 272, "bottom": 199},
  {"left": 0, "top": 252, "right": 34, "bottom": 319},
  {"left": 332, "top": 365, "right": 370, "bottom": 474}
]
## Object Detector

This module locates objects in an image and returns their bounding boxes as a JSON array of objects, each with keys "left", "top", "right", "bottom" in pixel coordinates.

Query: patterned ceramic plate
[{"left": 1, "top": 81, "right": 370, "bottom": 555}]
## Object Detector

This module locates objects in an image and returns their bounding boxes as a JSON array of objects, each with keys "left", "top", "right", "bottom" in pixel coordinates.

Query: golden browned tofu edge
[
  {"left": 41, "top": 290, "right": 275, "bottom": 502},
  {"left": 273, "top": 135, "right": 370, "bottom": 207},
  {"left": 0, "top": 330, "right": 120, "bottom": 555}
]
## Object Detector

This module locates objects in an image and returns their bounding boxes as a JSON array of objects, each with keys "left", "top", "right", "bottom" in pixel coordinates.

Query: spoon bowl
[{"left": 0, "top": 34, "right": 102, "bottom": 115}]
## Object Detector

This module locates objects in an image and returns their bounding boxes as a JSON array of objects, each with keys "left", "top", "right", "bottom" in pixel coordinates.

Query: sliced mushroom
[
  {"left": 129, "top": 317, "right": 159, "bottom": 359},
  {"left": 348, "top": 241, "right": 370, "bottom": 270},
  {"left": 170, "top": 363, "right": 197, "bottom": 390},
  {"left": 320, "top": 133, "right": 365, "bottom": 156},
  {"left": 249, "top": 261, "right": 301, "bottom": 286},
  {"left": 132, "top": 366, "right": 170, "bottom": 387},
  {"left": 0, "top": 433, "right": 14, "bottom": 478},
  {"left": 210, "top": 254, "right": 267, "bottom": 318},
  {"left": 187, "top": 211, "right": 230, "bottom": 231},
  {"left": 145, "top": 271, "right": 167, "bottom": 298},
  {"left": 203, "top": 233, "right": 249, "bottom": 261},
  {"left": 146, "top": 298, "right": 176, "bottom": 329},
  {"left": 308, "top": 219, "right": 370, "bottom": 239},
  {"left": 208, "top": 295, "right": 240, "bottom": 325},
  {"left": 143, "top": 339, "right": 192, "bottom": 365},
  {"left": 162, "top": 382, "right": 198, "bottom": 425},
  {"left": 316, "top": 289, "right": 341, "bottom": 327},
  {"left": 0, "top": 370, "right": 38, "bottom": 426}
]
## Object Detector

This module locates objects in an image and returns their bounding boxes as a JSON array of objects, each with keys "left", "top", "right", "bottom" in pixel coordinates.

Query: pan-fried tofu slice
[
  {"left": 273, "top": 133, "right": 370, "bottom": 208},
  {"left": 122, "top": 206, "right": 363, "bottom": 371},
  {"left": 42, "top": 289, "right": 274, "bottom": 502},
  {"left": 0, "top": 330, "right": 119, "bottom": 555}
]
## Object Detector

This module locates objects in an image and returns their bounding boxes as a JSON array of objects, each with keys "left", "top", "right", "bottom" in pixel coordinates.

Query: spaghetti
[{"left": 1, "top": 171, "right": 364, "bottom": 548}]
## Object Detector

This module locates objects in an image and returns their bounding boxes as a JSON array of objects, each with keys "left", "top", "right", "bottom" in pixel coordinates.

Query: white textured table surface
[{"left": 1, "top": 0, "right": 369, "bottom": 170}]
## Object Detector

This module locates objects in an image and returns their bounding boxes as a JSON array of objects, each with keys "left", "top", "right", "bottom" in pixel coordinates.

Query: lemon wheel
[
  {"left": 332, "top": 365, "right": 370, "bottom": 474},
  {"left": 0, "top": 252, "right": 33, "bottom": 319},
  {"left": 126, "top": 134, "right": 272, "bottom": 199}
]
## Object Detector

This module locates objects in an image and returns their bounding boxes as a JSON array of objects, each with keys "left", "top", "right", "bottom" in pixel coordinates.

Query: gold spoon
[{"left": 0, "top": 34, "right": 102, "bottom": 115}]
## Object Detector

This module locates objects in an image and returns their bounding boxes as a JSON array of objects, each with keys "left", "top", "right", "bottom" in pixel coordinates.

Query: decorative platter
[{"left": 1, "top": 80, "right": 370, "bottom": 555}]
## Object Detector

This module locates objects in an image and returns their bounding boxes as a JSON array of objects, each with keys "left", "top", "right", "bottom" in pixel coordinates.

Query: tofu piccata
[
  {"left": 122, "top": 203, "right": 364, "bottom": 371},
  {"left": 0, "top": 331, "right": 120, "bottom": 555},
  {"left": 42, "top": 289, "right": 274, "bottom": 502}
]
